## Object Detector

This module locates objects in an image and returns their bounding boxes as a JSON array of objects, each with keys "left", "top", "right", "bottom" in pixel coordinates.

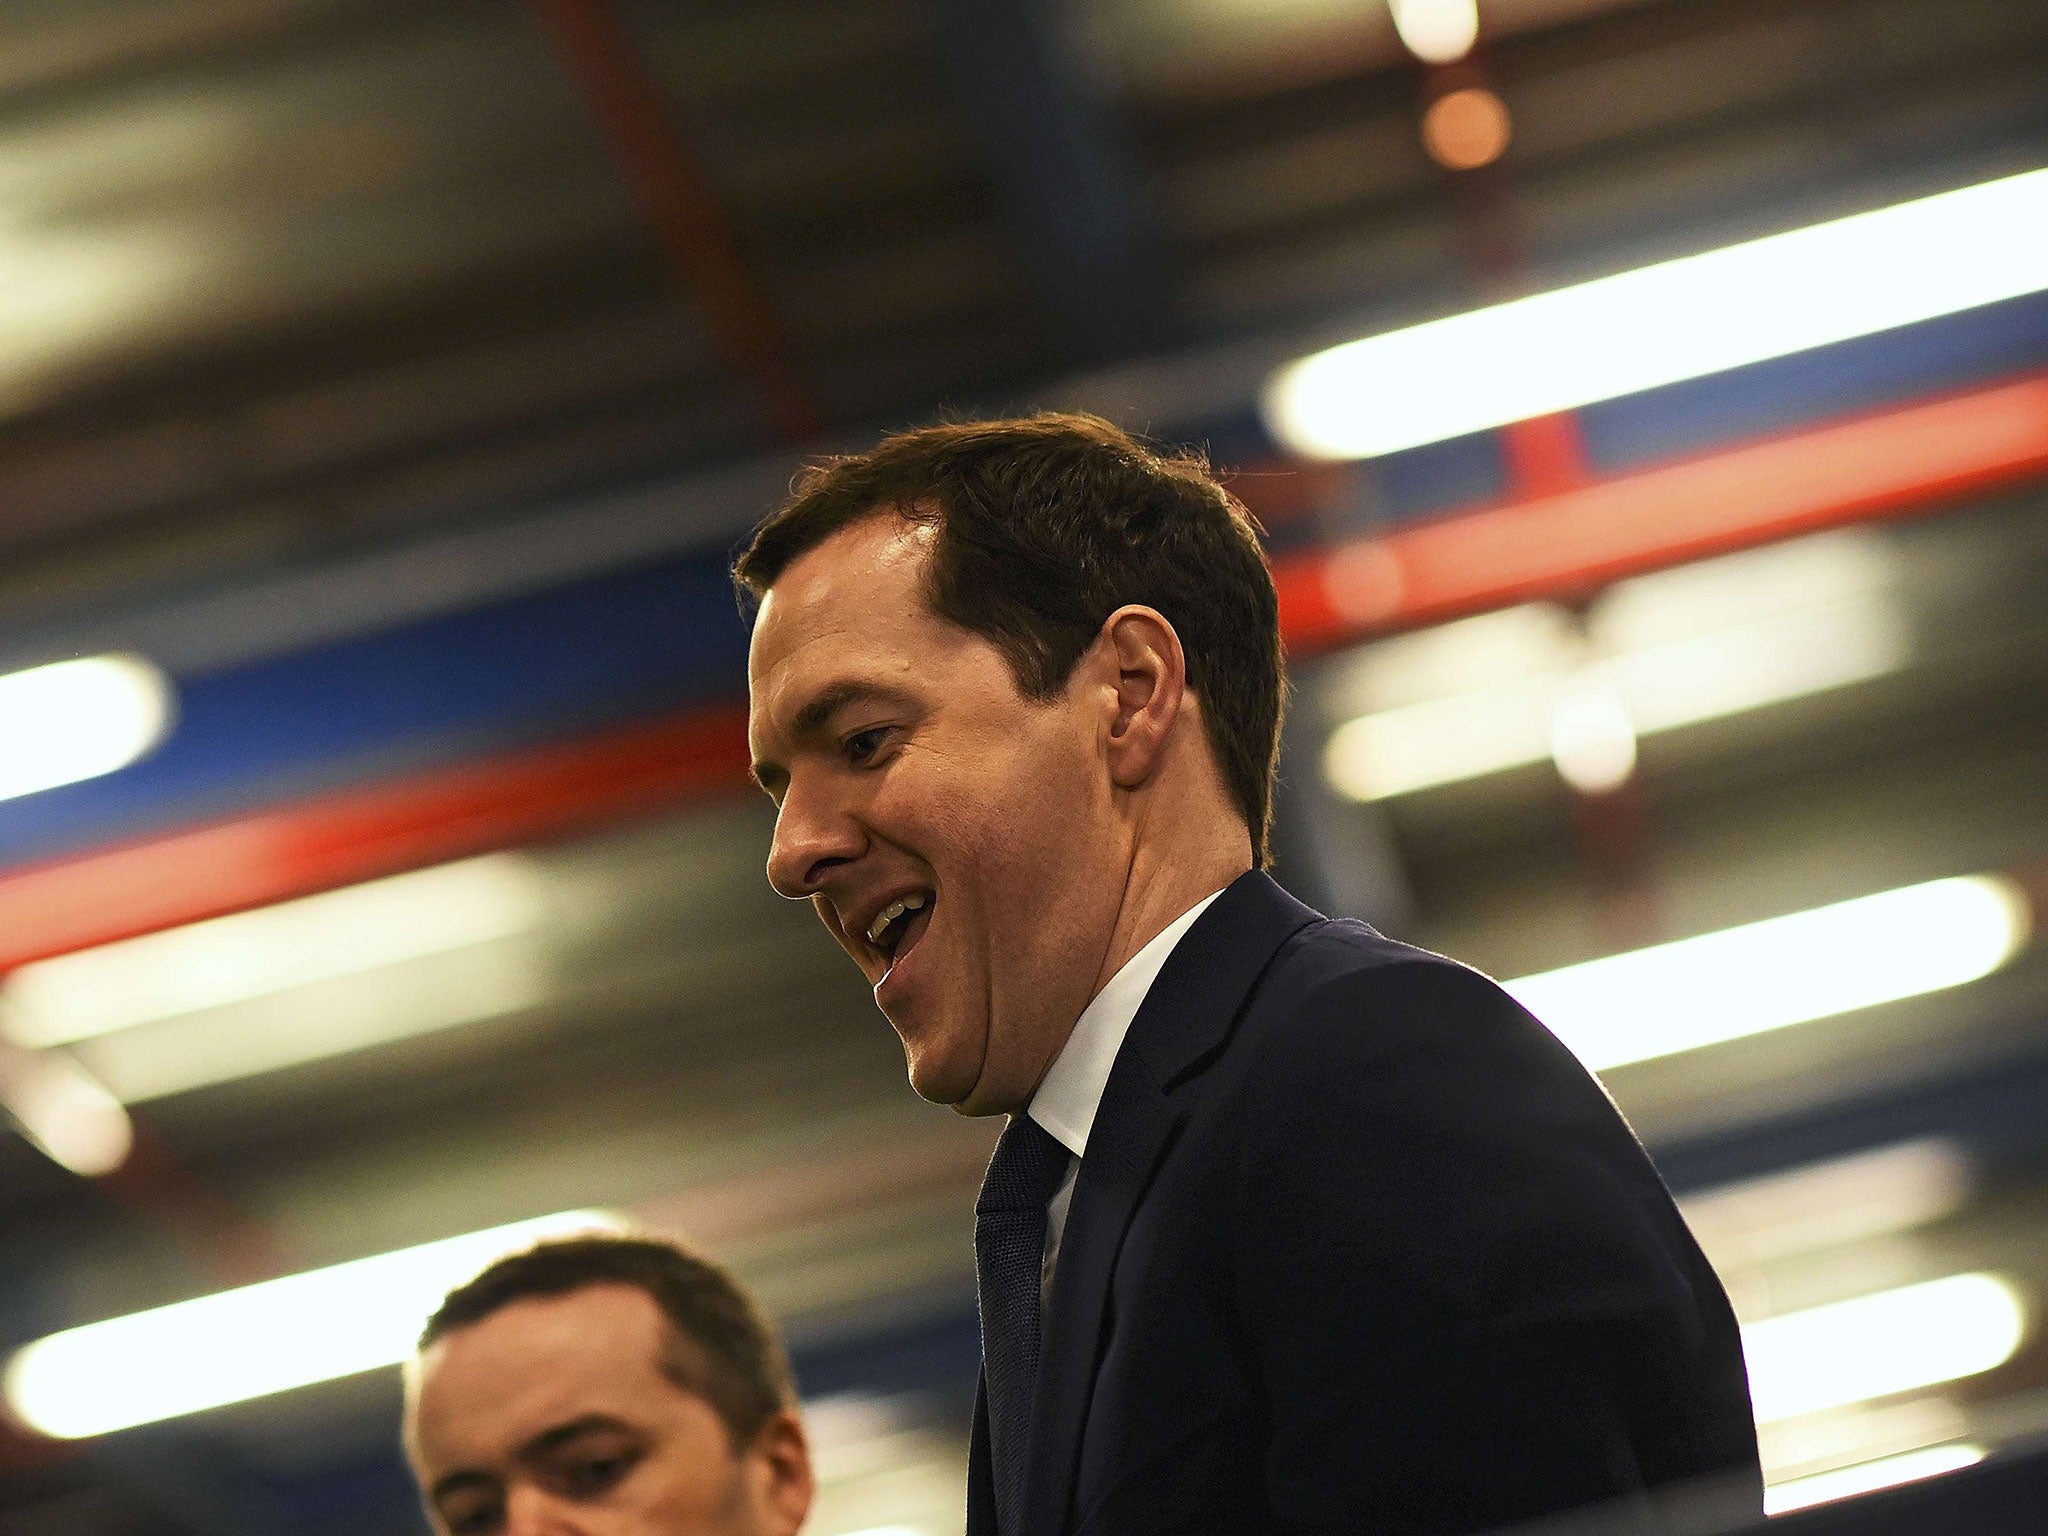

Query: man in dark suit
[{"left": 737, "top": 414, "right": 1763, "bottom": 1536}]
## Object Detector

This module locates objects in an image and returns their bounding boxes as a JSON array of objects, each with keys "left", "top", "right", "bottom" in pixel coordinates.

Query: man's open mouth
[{"left": 866, "top": 891, "right": 934, "bottom": 972}]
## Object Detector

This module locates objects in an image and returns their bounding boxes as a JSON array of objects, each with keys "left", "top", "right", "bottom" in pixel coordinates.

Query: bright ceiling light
[
  {"left": 0, "top": 655, "right": 174, "bottom": 803},
  {"left": 4, "top": 1209, "right": 624, "bottom": 1438},
  {"left": 0, "top": 854, "right": 544, "bottom": 1051},
  {"left": 1390, "top": 0, "right": 1478, "bottom": 63},
  {"left": 69, "top": 943, "right": 549, "bottom": 1104},
  {"left": 1322, "top": 593, "right": 1905, "bottom": 800},
  {"left": 1586, "top": 528, "right": 1897, "bottom": 651},
  {"left": 1764, "top": 1443, "right": 1984, "bottom": 1515},
  {"left": 1678, "top": 1139, "right": 1972, "bottom": 1272},
  {"left": 1265, "top": 166, "right": 2048, "bottom": 459},
  {"left": 1613, "top": 597, "right": 1908, "bottom": 734},
  {"left": 1744, "top": 1273, "right": 2024, "bottom": 1424},
  {"left": 1506, "top": 875, "right": 2030, "bottom": 1072},
  {"left": 1325, "top": 676, "right": 1551, "bottom": 799},
  {"left": 0, "top": 1042, "right": 132, "bottom": 1176},
  {"left": 1756, "top": 1396, "right": 1967, "bottom": 1486}
]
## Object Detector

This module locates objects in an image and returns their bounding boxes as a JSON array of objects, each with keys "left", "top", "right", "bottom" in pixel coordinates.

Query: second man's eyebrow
[
  {"left": 522, "top": 1413, "right": 636, "bottom": 1459},
  {"left": 430, "top": 1468, "right": 496, "bottom": 1504}
]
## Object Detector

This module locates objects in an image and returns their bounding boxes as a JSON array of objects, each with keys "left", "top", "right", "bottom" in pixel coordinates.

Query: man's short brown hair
[
  {"left": 419, "top": 1234, "right": 795, "bottom": 1447},
  {"left": 734, "top": 413, "right": 1285, "bottom": 863}
]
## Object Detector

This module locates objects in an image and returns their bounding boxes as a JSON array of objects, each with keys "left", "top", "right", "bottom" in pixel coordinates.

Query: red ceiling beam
[
  {"left": 0, "top": 704, "right": 751, "bottom": 972},
  {"left": 528, "top": 0, "right": 823, "bottom": 441},
  {"left": 3, "top": 374, "right": 2046, "bottom": 968},
  {"left": 1272, "top": 371, "right": 2048, "bottom": 656}
]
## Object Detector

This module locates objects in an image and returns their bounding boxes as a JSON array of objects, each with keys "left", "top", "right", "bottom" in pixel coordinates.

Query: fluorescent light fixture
[
  {"left": 1322, "top": 595, "right": 1906, "bottom": 799},
  {"left": 70, "top": 940, "right": 549, "bottom": 1103},
  {"left": 1319, "top": 529, "right": 1908, "bottom": 803},
  {"left": 1325, "top": 676, "right": 1554, "bottom": 800},
  {"left": 1506, "top": 875, "right": 2030, "bottom": 1072},
  {"left": 1757, "top": 1396, "right": 1968, "bottom": 1483},
  {"left": 0, "top": 854, "right": 544, "bottom": 1051},
  {"left": 1587, "top": 528, "right": 1899, "bottom": 651},
  {"left": 0, "top": 655, "right": 173, "bottom": 804},
  {"left": 1743, "top": 1273, "right": 2023, "bottom": 1425},
  {"left": 0, "top": 226, "right": 205, "bottom": 415},
  {"left": 0, "top": 1042, "right": 132, "bottom": 1176},
  {"left": 805, "top": 1393, "right": 928, "bottom": 1484},
  {"left": 4, "top": 1209, "right": 623, "bottom": 1438},
  {"left": 1265, "top": 167, "right": 2048, "bottom": 459},
  {"left": 1390, "top": 0, "right": 1478, "bottom": 63},
  {"left": 1614, "top": 598, "right": 1908, "bottom": 733},
  {"left": 1326, "top": 600, "right": 1577, "bottom": 715},
  {"left": 1765, "top": 1444, "right": 1984, "bottom": 1514},
  {"left": 1678, "top": 1139, "right": 1972, "bottom": 1272}
]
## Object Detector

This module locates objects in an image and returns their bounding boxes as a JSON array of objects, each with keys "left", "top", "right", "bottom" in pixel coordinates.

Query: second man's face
[
  {"left": 406, "top": 1285, "right": 810, "bottom": 1536},
  {"left": 747, "top": 514, "right": 1130, "bottom": 1116}
]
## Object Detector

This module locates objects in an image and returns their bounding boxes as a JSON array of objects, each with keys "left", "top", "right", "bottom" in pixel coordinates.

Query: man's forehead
[
  {"left": 746, "top": 522, "right": 956, "bottom": 740},
  {"left": 753, "top": 514, "right": 938, "bottom": 656},
  {"left": 410, "top": 1287, "right": 673, "bottom": 1456}
]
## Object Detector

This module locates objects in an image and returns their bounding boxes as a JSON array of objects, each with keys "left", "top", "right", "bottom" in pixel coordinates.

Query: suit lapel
[{"left": 1021, "top": 871, "right": 1321, "bottom": 1535}]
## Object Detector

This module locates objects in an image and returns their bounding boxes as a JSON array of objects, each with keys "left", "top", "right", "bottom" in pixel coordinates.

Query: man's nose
[{"left": 765, "top": 778, "right": 865, "bottom": 899}]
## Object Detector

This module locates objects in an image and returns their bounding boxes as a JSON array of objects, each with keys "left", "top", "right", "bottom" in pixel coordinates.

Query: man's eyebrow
[
  {"left": 751, "top": 680, "right": 914, "bottom": 790},
  {"left": 426, "top": 1415, "right": 637, "bottom": 1504},
  {"left": 520, "top": 1413, "right": 637, "bottom": 1459},
  {"left": 792, "top": 679, "right": 913, "bottom": 738}
]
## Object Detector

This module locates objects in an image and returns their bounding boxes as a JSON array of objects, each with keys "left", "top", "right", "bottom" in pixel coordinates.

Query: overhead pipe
[{"left": 527, "top": 0, "right": 824, "bottom": 442}]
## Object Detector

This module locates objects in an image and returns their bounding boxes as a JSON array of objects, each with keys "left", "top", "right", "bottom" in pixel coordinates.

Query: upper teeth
[{"left": 867, "top": 893, "right": 927, "bottom": 945}]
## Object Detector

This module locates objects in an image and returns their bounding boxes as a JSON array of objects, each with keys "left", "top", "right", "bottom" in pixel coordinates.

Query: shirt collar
[{"left": 1028, "top": 889, "right": 1226, "bottom": 1159}]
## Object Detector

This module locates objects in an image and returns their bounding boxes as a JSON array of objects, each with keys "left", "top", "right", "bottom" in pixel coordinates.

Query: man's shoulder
[
  {"left": 1251, "top": 915, "right": 1502, "bottom": 1025},
  {"left": 1221, "top": 914, "right": 1594, "bottom": 1111}
]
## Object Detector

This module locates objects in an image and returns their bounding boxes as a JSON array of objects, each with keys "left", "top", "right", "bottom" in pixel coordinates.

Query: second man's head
[{"left": 405, "top": 1236, "right": 812, "bottom": 1536}]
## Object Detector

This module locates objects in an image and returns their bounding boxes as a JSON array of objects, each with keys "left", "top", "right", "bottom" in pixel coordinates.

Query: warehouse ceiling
[
  {"left": 3, "top": 0, "right": 2044, "bottom": 623},
  {"left": 2, "top": 3, "right": 2047, "bottom": 1533}
]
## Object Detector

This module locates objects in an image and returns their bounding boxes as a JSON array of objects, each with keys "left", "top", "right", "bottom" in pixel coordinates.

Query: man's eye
[
  {"left": 442, "top": 1499, "right": 501, "bottom": 1536},
  {"left": 563, "top": 1451, "right": 636, "bottom": 1496},
  {"left": 843, "top": 727, "right": 893, "bottom": 764}
]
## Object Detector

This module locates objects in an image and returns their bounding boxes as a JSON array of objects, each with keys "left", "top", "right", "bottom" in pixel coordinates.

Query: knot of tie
[
  {"left": 976, "top": 1114, "right": 1072, "bottom": 1535},
  {"left": 978, "top": 1112, "right": 1073, "bottom": 1215}
]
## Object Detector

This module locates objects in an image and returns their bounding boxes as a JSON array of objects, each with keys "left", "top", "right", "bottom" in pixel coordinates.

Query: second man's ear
[{"left": 1101, "top": 605, "right": 1187, "bottom": 790}]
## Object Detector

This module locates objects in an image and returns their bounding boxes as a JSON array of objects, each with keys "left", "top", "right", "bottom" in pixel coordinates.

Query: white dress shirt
[{"left": 1027, "top": 889, "right": 1225, "bottom": 1301}]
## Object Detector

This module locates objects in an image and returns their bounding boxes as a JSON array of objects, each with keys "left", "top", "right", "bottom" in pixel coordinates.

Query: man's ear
[
  {"left": 747, "top": 1408, "right": 814, "bottom": 1536},
  {"left": 1100, "top": 605, "right": 1187, "bottom": 791}
]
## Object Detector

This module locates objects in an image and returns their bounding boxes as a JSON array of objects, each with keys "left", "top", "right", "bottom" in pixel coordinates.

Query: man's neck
[{"left": 1089, "top": 842, "right": 1251, "bottom": 1003}]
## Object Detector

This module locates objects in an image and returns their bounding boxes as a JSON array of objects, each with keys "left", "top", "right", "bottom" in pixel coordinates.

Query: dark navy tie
[{"left": 976, "top": 1113, "right": 1073, "bottom": 1536}]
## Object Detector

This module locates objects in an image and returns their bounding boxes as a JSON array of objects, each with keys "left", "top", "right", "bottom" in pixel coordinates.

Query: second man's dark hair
[
  {"left": 420, "top": 1234, "right": 795, "bottom": 1448},
  {"left": 733, "top": 413, "right": 1286, "bottom": 863}
]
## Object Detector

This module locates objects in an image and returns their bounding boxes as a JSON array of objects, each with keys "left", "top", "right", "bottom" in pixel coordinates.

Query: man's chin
[
  {"left": 906, "top": 1055, "right": 984, "bottom": 1111},
  {"left": 919, "top": 1058, "right": 1017, "bottom": 1119},
  {"left": 896, "top": 1022, "right": 991, "bottom": 1112}
]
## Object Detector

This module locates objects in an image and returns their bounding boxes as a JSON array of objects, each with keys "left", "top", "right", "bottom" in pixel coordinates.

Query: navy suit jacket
[{"left": 967, "top": 870, "right": 1762, "bottom": 1536}]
